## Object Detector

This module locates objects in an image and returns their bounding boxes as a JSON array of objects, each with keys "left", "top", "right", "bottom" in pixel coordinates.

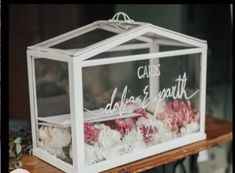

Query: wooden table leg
[
  {"left": 172, "top": 158, "right": 186, "bottom": 173},
  {"left": 189, "top": 153, "right": 199, "bottom": 173},
  {"left": 225, "top": 142, "right": 232, "bottom": 173},
  {"left": 162, "top": 164, "right": 166, "bottom": 173}
]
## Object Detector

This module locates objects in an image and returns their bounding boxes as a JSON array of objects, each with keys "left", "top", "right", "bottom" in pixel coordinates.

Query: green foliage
[{"left": 9, "top": 127, "right": 32, "bottom": 171}]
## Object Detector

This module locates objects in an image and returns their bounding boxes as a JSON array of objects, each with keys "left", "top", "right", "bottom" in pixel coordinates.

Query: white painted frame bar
[
  {"left": 26, "top": 51, "right": 37, "bottom": 152},
  {"left": 81, "top": 48, "right": 203, "bottom": 67},
  {"left": 149, "top": 40, "right": 159, "bottom": 101},
  {"left": 60, "top": 43, "right": 151, "bottom": 54},
  {"left": 103, "top": 43, "right": 151, "bottom": 52},
  {"left": 157, "top": 39, "right": 193, "bottom": 47},
  {"left": 27, "top": 49, "right": 70, "bottom": 62},
  {"left": 199, "top": 49, "right": 207, "bottom": 134},
  {"left": 27, "top": 50, "right": 80, "bottom": 173},
  {"left": 69, "top": 58, "right": 86, "bottom": 173}
]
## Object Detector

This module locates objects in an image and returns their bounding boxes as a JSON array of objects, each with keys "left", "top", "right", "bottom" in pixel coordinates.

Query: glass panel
[
  {"left": 51, "top": 29, "right": 116, "bottom": 50},
  {"left": 90, "top": 48, "right": 149, "bottom": 60},
  {"left": 81, "top": 53, "right": 201, "bottom": 166},
  {"left": 34, "top": 58, "right": 73, "bottom": 165},
  {"left": 35, "top": 58, "right": 70, "bottom": 117}
]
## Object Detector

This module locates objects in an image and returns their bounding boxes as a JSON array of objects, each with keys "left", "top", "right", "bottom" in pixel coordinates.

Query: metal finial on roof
[{"left": 109, "top": 12, "right": 134, "bottom": 22}]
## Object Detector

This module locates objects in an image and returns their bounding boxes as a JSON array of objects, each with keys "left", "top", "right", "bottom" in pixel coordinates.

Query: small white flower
[
  {"left": 122, "top": 129, "right": 146, "bottom": 151},
  {"left": 100, "top": 142, "right": 129, "bottom": 160},
  {"left": 181, "top": 122, "right": 199, "bottom": 136},
  {"left": 159, "top": 131, "right": 174, "bottom": 143},
  {"left": 146, "top": 100, "right": 166, "bottom": 115},
  {"left": 136, "top": 115, "right": 162, "bottom": 131},
  {"left": 69, "top": 144, "right": 73, "bottom": 159},
  {"left": 85, "top": 143, "right": 106, "bottom": 165},
  {"left": 85, "top": 143, "right": 98, "bottom": 165},
  {"left": 97, "top": 124, "right": 121, "bottom": 148},
  {"left": 186, "top": 122, "right": 199, "bottom": 133},
  {"left": 51, "top": 127, "right": 71, "bottom": 148},
  {"left": 180, "top": 127, "right": 187, "bottom": 136}
]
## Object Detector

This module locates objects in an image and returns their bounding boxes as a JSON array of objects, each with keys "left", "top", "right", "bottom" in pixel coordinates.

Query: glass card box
[{"left": 27, "top": 12, "right": 207, "bottom": 173}]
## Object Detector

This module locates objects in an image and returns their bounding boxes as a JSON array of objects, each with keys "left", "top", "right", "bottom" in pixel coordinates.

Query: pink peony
[
  {"left": 139, "top": 125, "right": 158, "bottom": 143},
  {"left": 156, "top": 100, "right": 199, "bottom": 132},
  {"left": 84, "top": 123, "right": 100, "bottom": 144},
  {"left": 132, "top": 108, "right": 147, "bottom": 123},
  {"left": 114, "top": 119, "right": 134, "bottom": 136},
  {"left": 133, "top": 108, "right": 147, "bottom": 117}
]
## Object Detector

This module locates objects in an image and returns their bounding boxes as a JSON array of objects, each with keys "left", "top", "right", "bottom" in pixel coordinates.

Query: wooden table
[{"left": 19, "top": 116, "right": 232, "bottom": 173}]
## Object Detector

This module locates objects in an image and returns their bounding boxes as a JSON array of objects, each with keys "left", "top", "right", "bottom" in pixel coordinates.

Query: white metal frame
[
  {"left": 80, "top": 51, "right": 207, "bottom": 173},
  {"left": 28, "top": 20, "right": 206, "bottom": 57},
  {"left": 27, "top": 50, "right": 80, "bottom": 173},
  {"left": 26, "top": 17, "right": 207, "bottom": 173}
]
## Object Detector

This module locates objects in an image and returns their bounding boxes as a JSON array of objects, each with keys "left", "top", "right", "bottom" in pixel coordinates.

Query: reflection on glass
[
  {"left": 81, "top": 54, "right": 201, "bottom": 166},
  {"left": 35, "top": 58, "right": 70, "bottom": 117},
  {"left": 34, "top": 58, "right": 73, "bottom": 164}
]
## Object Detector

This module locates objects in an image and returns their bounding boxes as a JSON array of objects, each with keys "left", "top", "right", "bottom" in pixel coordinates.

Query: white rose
[
  {"left": 122, "top": 129, "right": 146, "bottom": 151},
  {"left": 185, "top": 122, "right": 200, "bottom": 135},
  {"left": 44, "top": 140, "right": 60, "bottom": 155},
  {"left": 85, "top": 143, "right": 98, "bottom": 165},
  {"left": 51, "top": 127, "right": 71, "bottom": 148},
  {"left": 98, "top": 126, "right": 121, "bottom": 148},
  {"left": 38, "top": 125, "right": 71, "bottom": 159},
  {"left": 39, "top": 126, "right": 51, "bottom": 142},
  {"left": 146, "top": 100, "right": 166, "bottom": 115}
]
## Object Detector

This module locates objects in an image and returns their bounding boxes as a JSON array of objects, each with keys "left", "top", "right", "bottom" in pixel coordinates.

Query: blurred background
[{"left": 8, "top": 4, "right": 232, "bottom": 173}]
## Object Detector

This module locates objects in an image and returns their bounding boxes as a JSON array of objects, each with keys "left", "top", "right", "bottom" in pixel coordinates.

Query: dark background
[
  {"left": 9, "top": 4, "right": 232, "bottom": 121},
  {"left": 8, "top": 4, "right": 232, "bottom": 172}
]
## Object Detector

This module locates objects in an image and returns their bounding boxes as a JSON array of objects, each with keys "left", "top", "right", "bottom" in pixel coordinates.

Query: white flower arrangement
[
  {"left": 37, "top": 100, "right": 200, "bottom": 166},
  {"left": 95, "top": 123, "right": 122, "bottom": 148},
  {"left": 38, "top": 125, "right": 71, "bottom": 159}
]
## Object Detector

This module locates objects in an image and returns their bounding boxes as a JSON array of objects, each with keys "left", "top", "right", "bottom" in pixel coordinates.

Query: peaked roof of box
[{"left": 28, "top": 12, "right": 207, "bottom": 61}]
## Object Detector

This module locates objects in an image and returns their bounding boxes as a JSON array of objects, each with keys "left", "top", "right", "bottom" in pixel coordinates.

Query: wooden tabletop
[{"left": 19, "top": 116, "right": 232, "bottom": 173}]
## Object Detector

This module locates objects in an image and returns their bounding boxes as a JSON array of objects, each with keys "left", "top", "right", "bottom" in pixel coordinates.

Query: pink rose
[{"left": 84, "top": 123, "right": 100, "bottom": 144}]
